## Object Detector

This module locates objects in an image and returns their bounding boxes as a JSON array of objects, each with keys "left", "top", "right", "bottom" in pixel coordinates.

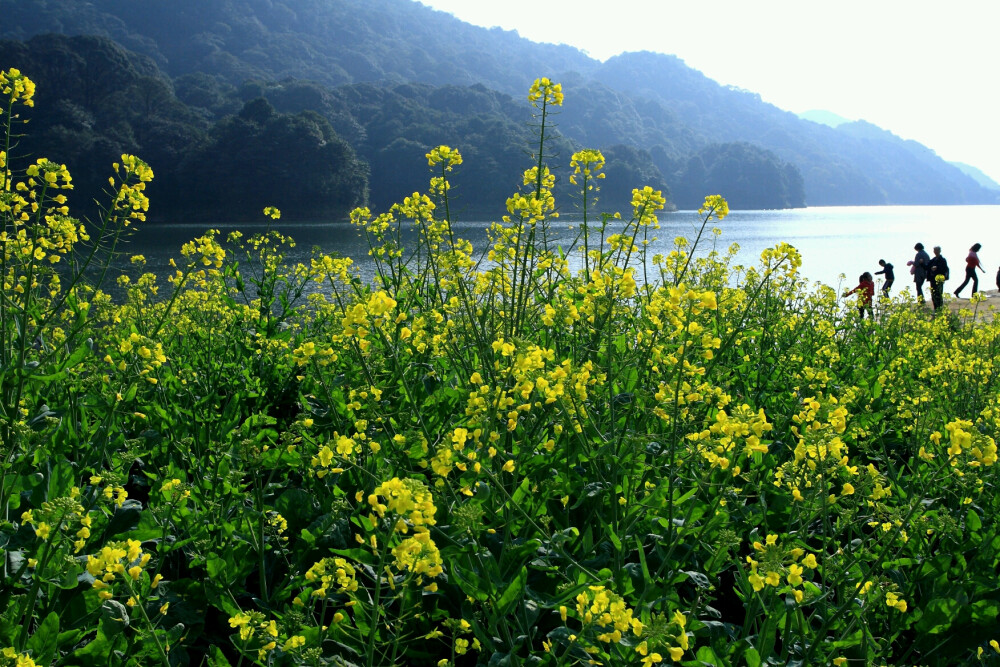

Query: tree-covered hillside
[
  {"left": 0, "top": 34, "right": 370, "bottom": 222},
  {"left": 0, "top": 35, "right": 681, "bottom": 220},
  {"left": 1, "top": 0, "right": 995, "bottom": 212},
  {"left": 0, "top": 0, "right": 590, "bottom": 92}
]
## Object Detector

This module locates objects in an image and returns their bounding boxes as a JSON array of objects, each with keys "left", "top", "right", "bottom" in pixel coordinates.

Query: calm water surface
[{"left": 122, "top": 205, "right": 1000, "bottom": 294}]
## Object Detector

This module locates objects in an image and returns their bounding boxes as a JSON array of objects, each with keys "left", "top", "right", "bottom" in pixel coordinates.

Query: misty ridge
[{"left": 1, "top": 0, "right": 997, "bottom": 223}]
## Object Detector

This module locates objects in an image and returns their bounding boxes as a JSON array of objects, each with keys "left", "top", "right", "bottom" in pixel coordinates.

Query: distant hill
[
  {"left": 1, "top": 0, "right": 997, "bottom": 215},
  {"left": 590, "top": 51, "right": 996, "bottom": 206},
  {"left": 949, "top": 162, "right": 1000, "bottom": 191},
  {"left": 798, "top": 110, "right": 852, "bottom": 128}
]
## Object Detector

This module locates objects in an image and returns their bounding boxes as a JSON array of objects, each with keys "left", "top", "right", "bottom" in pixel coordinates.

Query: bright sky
[{"left": 420, "top": 0, "right": 1000, "bottom": 184}]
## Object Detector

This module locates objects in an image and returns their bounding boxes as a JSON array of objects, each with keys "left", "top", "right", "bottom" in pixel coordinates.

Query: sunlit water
[{"left": 113, "top": 205, "right": 1000, "bottom": 296}]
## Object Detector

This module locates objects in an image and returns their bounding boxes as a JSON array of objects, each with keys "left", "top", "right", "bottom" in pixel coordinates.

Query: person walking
[
  {"left": 954, "top": 243, "right": 985, "bottom": 297},
  {"left": 875, "top": 259, "right": 894, "bottom": 296},
  {"left": 907, "top": 243, "right": 930, "bottom": 302},
  {"left": 926, "top": 246, "right": 949, "bottom": 310},
  {"left": 844, "top": 272, "right": 875, "bottom": 318}
]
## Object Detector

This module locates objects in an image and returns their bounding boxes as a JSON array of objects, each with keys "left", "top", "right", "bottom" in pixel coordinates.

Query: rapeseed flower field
[{"left": 3, "top": 69, "right": 1000, "bottom": 666}]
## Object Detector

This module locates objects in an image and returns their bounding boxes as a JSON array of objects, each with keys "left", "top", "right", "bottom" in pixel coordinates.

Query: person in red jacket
[
  {"left": 954, "top": 242, "right": 984, "bottom": 297},
  {"left": 845, "top": 272, "right": 875, "bottom": 318}
]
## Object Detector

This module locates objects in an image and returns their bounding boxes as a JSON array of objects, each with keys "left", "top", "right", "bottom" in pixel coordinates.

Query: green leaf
[
  {"left": 0, "top": 603, "right": 18, "bottom": 645},
  {"left": 634, "top": 537, "right": 651, "bottom": 581},
  {"left": 683, "top": 570, "right": 712, "bottom": 590},
  {"left": 496, "top": 566, "right": 527, "bottom": 616},
  {"left": 100, "top": 600, "right": 131, "bottom": 639},
  {"left": 56, "top": 628, "right": 85, "bottom": 651},
  {"left": 696, "top": 645, "right": 724, "bottom": 665},
  {"left": 71, "top": 629, "right": 112, "bottom": 663},
  {"left": 606, "top": 528, "right": 622, "bottom": 551},
  {"left": 451, "top": 563, "right": 494, "bottom": 602},
  {"left": 276, "top": 488, "right": 317, "bottom": 531},
  {"left": 59, "top": 341, "right": 92, "bottom": 373},
  {"left": 331, "top": 547, "right": 377, "bottom": 567},
  {"left": 915, "top": 597, "right": 960, "bottom": 634},
  {"left": 487, "top": 652, "right": 512, "bottom": 667},
  {"left": 165, "top": 623, "right": 185, "bottom": 644},
  {"left": 26, "top": 611, "right": 59, "bottom": 666},
  {"left": 971, "top": 600, "right": 1000, "bottom": 625},
  {"left": 207, "top": 645, "right": 234, "bottom": 667},
  {"left": 104, "top": 499, "right": 144, "bottom": 538},
  {"left": 27, "top": 369, "right": 68, "bottom": 383},
  {"left": 743, "top": 646, "right": 762, "bottom": 667},
  {"left": 966, "top": 508, "right": 982, "bottom": 532},
  {"left": 450, "top": 560, "right": 492, "bottom": 603},
  {"left": 756, "top": 605, "right": 784, "bottom": 659},
  {"left": 53, "top": 559, "right": 83, "bottom": 589},
  {"left": 10, "top": 472, "right": 43, "bottom": 506},
  {"left": 206, "top": 552, "right": 236, "bottom": 586},
  {"left": 511, "top": 478, "right": 532, "bottom": 506},
  {"left": 46, "top": 459, "right": 76, "bottom": 501}
]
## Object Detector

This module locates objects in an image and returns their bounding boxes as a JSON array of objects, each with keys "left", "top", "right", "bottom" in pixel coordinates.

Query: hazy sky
[{"left": 419, "top": 0, "right": 1000, "bottom": 184}]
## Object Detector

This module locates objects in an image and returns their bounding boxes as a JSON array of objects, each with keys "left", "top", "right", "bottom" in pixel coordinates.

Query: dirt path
[{"left": 916, "top": 287, "right": 1000, "bottom": 321}]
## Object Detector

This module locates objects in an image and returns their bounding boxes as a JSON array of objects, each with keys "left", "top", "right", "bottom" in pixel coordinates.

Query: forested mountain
[
  {"left": 1, "top": 0, "right": 995, "bottom": 220},
  {"left": 0, "top": 34, "right": 369, "bottom": 221},
  {"left": 0, "top": 34, "right": 667, "bottom": 220},
  {"left": 0, "top": 0, "right": 594, "bottom": 92}
]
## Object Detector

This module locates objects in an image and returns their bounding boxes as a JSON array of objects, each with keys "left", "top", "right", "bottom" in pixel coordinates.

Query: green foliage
[
  {"left": 173, "top": 99, "right": 368, "bottom": 221},
  {"left": 5, "top": 71, "right": 1000, "bottom": 667}
]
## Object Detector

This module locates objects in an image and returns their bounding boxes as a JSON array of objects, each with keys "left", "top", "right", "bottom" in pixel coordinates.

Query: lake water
[{"left": 118, "top": 205, "right": 1000, "bottom": 294}]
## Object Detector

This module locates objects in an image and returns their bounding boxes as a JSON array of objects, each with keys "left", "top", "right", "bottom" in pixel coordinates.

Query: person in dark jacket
[
  {"left": 875, "top": 259, "right": 894, "bottom": 296},
  {"left": 907, "top": 243, "right": 930, "bottom": 302},
  {"left": 926, "top": 246, "right": 949, "bottom": 310}
]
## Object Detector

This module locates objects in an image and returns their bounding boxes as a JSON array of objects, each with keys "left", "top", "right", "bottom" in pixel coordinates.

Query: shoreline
[{"left": 925, "top": 287, "right": 999, "bottom": 320}]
